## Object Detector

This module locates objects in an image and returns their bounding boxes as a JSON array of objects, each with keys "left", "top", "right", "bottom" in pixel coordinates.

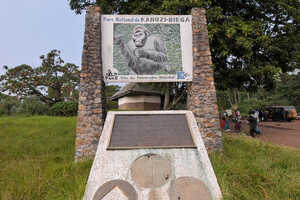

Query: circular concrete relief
[
  {"left": 92, "top": 179, "right": 137, "bottom": 200},
  {"left": 131, "top": 153, "right": 172, "bottom": 188},
  {"left": 169, "top": 177, "right": 212, "bottom": 200}
]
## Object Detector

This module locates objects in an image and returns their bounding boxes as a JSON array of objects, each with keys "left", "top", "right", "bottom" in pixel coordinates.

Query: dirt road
[
  {"left": 259, "top": 120, "right": 300, "bottom": 149},
  {"left": 232, "top": 120, "right": 300, "bottom": 149}
]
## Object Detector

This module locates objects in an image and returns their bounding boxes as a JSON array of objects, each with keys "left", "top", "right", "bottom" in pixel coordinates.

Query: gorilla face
[{"left": 132, "top": 30, "right": 147, "bottom": 47}]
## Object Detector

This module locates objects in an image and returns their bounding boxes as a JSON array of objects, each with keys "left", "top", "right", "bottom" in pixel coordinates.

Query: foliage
[
  {"left": 0, "top": 50, "right": 80, "bottom": 106},
  {"left": 18, "top": 96, "right": 50, "bottom": 116},
  {"left": 267, "top": 73, "right": 300, "bottom": 111},
  {"left": 68, "top": 0, "right": 300, "bottom": 92},
  {"left": 0, "top": 94, "right": 20, "bottom": 116},
  {"left": 0, "top": 84, "right": 120, "bottom": 116},
  {"left": 238, "top": 98, "right": 268, "bottom": 115},
  {"left": 147, "top": 82, "right": 187, "bottom": 110},
  {"left": 105, "top": 85, "right": 120, "bottom": 110},
  {"left": 166, "top": 82, "right": 187, "bottom": 110},
  {"left": 208, "top": 0, "right": 299, "bottom": 91},
  {"left": 217, "top": 89, "right": 267, "bottom": 114},
  {"left": 1, "top": 116, "right": 300, "bottom": 199},
  {"left": 50, "top": 101, "right": 78, "bottom": 116},
  {"left": 217, "top": 72, "right": 300, "bottom": 114}
]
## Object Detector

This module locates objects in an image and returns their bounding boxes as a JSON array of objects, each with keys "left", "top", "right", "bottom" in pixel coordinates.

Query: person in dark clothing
[
  {"left": 259, "top": 110, "right": 263, "bottom": 121},
  {"left": 248, "top": 110, "right": 257, "bottom": 137}
]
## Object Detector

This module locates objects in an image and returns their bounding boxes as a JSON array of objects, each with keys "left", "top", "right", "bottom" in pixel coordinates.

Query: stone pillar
[
  {"left": 75, "top": 6, "right": 106, "bottom": 161},
  {"left": 187, "top": 8, "right": 222, "bottom": 152}
]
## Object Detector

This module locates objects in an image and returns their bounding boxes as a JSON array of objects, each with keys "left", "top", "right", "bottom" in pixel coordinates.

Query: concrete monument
[{"left": 83, "top": 111, "right": 222, "bottom": 200}]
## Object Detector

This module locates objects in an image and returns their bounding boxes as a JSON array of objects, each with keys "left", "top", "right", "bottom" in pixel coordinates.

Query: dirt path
[
  {"left": 259, "top": 120, "right": 300, "bottom": 149},
  {"left": 230, "top": 120, "right": 300, "bottom": 149}
]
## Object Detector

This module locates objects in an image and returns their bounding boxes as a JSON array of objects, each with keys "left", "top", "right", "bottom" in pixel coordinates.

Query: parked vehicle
[{"left": 265, "top": 106, "right": 297, "bottom": 122}]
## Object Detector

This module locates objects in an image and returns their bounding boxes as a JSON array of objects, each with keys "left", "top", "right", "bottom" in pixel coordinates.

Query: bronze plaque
[{"left": 108, "top": 114, "right": 196, "bottom": 149}]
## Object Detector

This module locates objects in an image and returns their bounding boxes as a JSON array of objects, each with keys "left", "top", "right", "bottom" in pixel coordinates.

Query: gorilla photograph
[{"left": 113, "top": 23, "right": 182, "bottom": 76}]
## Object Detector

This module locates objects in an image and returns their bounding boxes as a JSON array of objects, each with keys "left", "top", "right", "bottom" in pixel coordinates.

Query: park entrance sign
[
  {"left": 76, "top": 6, "right": 223, "bottom": 199},
  {"left": 102, "top": 15, "right": 193, "bottom": 82},
  {"left": 75, "top": 6, "right": 222, "bottom": 167}
]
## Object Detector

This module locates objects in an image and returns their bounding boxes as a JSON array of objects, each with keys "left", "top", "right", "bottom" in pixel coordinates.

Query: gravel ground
[{"left": 228, "top": 120, "right": 300, "bottom": 149}]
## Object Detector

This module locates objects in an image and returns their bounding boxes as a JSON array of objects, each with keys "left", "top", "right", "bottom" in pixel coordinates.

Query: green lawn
[{"left": 0, "top": 116, "right": 299, "bottom": 200}]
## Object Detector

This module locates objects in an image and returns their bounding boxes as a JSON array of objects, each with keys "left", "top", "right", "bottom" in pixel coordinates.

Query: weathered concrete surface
[
  {"left": 101, "top": 187, "right": 129, "bottom": 200},
  {"left": 92, "top": 180, "right": 137, "bottom": 200},
  {"left": 131, "top": 154, "right": 172, "bottom": 188},
  {"left": 187, "top": 8, "right": 222, "bottom": 152},
  {"left": 75, "top": 6, "right": 106, "bottom": 161},
  {"left": 83, "top": 111, "right": 222, "bottom": 200},
  {"left": 170, "top": 177, "right": 211, "bottom": 200}
]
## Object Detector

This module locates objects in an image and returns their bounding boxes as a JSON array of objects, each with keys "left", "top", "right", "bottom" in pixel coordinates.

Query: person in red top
[
  {"left": 234, "top": 109, "right": 241, "bottom": 131},
  {"left": 220, "top": 116, "right": 226, "bottom": 130}
]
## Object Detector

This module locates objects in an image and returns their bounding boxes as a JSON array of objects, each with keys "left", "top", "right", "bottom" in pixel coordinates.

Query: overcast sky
[{"left": 0, "top": 1, "right": 85, "bottom": 75}]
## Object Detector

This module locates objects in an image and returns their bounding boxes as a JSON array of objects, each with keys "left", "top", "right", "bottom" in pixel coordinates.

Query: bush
[
  {"left": 238, "top": 98, "right": 268, "bottom": 115},
  {"left": 0, "top": 96, "right": 20, "bottom": 116},
  {"left": 50, "top": 101, "right": 78, "bottom": 116},
  {"left": 18, "top": 96, "right": 49, "bottom": 115},
  {"left": 0, "top": 106, "right": 5, "bottom": 116}
]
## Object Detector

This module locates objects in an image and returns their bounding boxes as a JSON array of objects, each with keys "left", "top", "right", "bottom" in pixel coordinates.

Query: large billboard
[{"left": 102, "top": 15, "right": 193, "bottom": 82}]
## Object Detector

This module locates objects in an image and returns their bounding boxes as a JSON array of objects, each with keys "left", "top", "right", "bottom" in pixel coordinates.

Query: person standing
[
  {"left": 248, "top": 110, "right": 257, "bottom": 137},
  {"left": 220, "top": 116, "right": 226, "bottom": 131},
  {"left": 254, "top": 110, "right": 261, "bottom": 134},
  {"left": 224, "top": 115, "right": 231, "bottom": 131},
  {"left": 222, "top": 111, "right": 231, "bottom": 131},
  {"left": 236, "top": 109, "right": 241, "bottom": 120},
  {"left": 234, "top": 109, "right": 241, "bottom": 131}
]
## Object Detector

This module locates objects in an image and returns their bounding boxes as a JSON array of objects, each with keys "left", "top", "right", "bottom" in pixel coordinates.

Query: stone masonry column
[
  {"left": 187, "top": 8, "right": 222, "bottom": 152},
  {"left": 75, "top": 6, "right": 106, "bottom": 161}
]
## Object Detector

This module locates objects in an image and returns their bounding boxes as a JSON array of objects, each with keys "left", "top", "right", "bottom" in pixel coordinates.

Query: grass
[
  {"left": 0, "top": 116, "right": 300, "bottom": 200},
  {"left": 211, "top": 134, "right": 300, "bottom": 200},
  {"left": 0, "top": 116, "right": 92, "bottom": 200}
]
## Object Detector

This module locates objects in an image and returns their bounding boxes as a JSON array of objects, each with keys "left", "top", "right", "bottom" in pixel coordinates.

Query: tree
[
  {"left": 148, "top": 82, "right": 187, "bottom": 110},
  {"left": 268, "top": 73, "right": 300, "bottom": 110},
  {"left": 209, "top": 0, "right": 300, "bottom": 92},
  {"left": 0, "top": 50, "right": 80, "bottom": 106},
  {"left": 216, "top": 72, "right": 300, "bottom": 113},
  {"left": 68, "top": 0, "right": 299, "bottom": 92},
  {"left": 105, "top": 85, "right": 120, "bottom": 110},
  {"left": 18, "top": 96, "right": 50, "bottom": 116}
]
